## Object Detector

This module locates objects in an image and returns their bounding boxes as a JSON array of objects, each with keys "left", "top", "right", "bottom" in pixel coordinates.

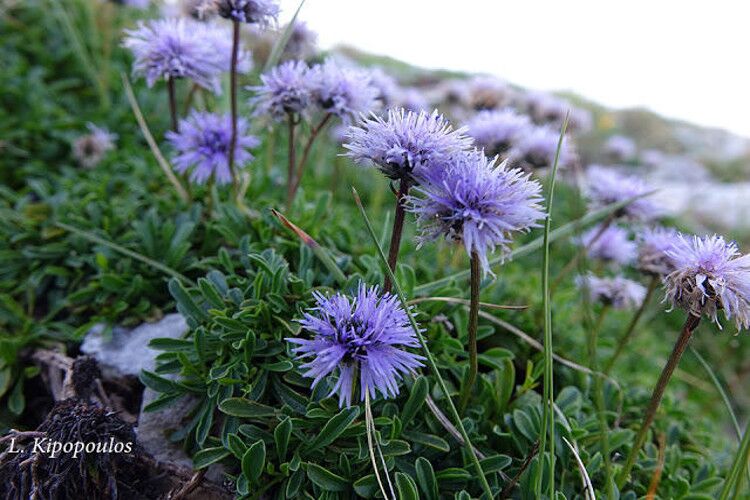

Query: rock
[{"left": 81, "top": 313, "right": 188, "bottom": 378}]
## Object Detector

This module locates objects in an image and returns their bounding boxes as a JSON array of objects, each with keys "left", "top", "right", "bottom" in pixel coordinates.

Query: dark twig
[
  {"left": 499, "top": 441, "right": 540, "bottom": 499},
  {"left": 383, "top": 177, "right": 411, "bottom": 293},
  {"left": 227, "top": 19, "right": 241, "bottom": 195},
  {"left": 167, "top": 78, "right": 179, "bottom": 133}
]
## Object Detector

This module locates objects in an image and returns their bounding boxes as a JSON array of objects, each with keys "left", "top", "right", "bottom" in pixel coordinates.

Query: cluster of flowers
[
  {"left": 292, "top": 107, "right": 547, "bottom": 405},
  {"left": 576, "top": 164, "right": 750, "bottom": 332}
]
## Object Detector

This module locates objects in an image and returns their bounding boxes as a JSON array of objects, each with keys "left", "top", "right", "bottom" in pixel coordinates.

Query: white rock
[{"left": 81, "top": 313, "right": 188, "bottom": 378}]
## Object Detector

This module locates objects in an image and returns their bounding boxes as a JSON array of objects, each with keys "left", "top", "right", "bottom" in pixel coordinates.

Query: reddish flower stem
[{"left": 383, "top": 177, "right": 411, "bottom": 293}]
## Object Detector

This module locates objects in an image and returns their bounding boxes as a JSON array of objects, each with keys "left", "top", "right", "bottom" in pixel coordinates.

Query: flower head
[
  {"left": 310, "top": 59, "right": 379, "bottom": 122},
  {"left": 576, "top": 273, "right": 646, "bottom": 309},
  {"left": 665, "top": 234, "right": 750, "bottom": 330},
  {"left": 466, "top": 109, "right": 532, "bottom": 157},
  {"left": 215, "top": 0, "right": 279, "bottom": 24},
  {"left": 288, "top": 284, "right": 424, "bottom": 407},
  {"left": 604, "top": 135, "right": 637, "bottom": 162},
  {"left": 250, "top": 60, "right": 313, "bottom": 120},
  {"left": 523, "top": 90, "right": 591, "bottom": 132},
  {"left": 72, "top": 123, "right": 117, "bottom": 168},
  {"left": 466, "top": 76, "right": 515, "bottom": 111},
  {"left": 167, "top": 111, "right": 259, "bottom": 184},
  {"left": 508, "top": 125, "right": 573, "bottom": 170},
  {"left": 582, "top": 224, "right": 636, "bottom": 266},
  {"left": 585, "top": 165, "right": 659, "bottom": 221},
  {"left": 344, "top": 108, "right": 472, "bottom": 183},
  {"left": 281, "top": 21, "right": 317, "bottom": 60},
  {"left": 367, "top": 67, "right": 400, "bottom": 108},
  {"left": 123, "top": 18, "right": 250, "bottom": 93},
  {"left": 637, "top": 226, "right": 681, "bottom": 276},
  {"left": 407, "top": 151, "right": 545, "bottom": 274}
]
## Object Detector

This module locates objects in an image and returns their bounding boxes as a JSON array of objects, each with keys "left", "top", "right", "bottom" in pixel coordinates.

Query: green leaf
[
  {"left": 169, "top": 278, "right": 208, "bottom": 322},
  {"left": 353, "top": 474, "right": 378, "bottom": 498},
  {"left": 415, "top": 457, "right": 438, "bottom": 500},
  {"left": 193, "top": 447, "right": 230, "bottom": 469},
  {"left": 400, "top": 376, "right": 428, "bottom": 430},
  {"left": 478, "top": 347, "right": 514, "bottom": 370},
  {"left": 395, "top": 473, "right": 419, "bottom": 500},
  {"left": 140, "top": 370, "right": 179, "bottom": 393},
  {"left": 480, "top": 454, "right": 512, "bottom": 474},
  {"left": 8, "top": 376, "right": 24, "bottom": 415},
  {"left": 305, "top": 462, "right": 349, "bottom": 492},
  {"left": 308, "top": 407, "right": 360, "bottom": 451},
  {"left": 242, "top": 440, "right": 266, "bottom": 482},
  {"left": 227, "top": 433, "right": 247, "bottom": 459},
  {"left": 402, "top": 431, "right": 450, "bottom": 452},
  {"left": 219, "top": 398, "right": 276, "bottom": 418},
  {"left": 274, "top": 417, "right": 293, "bottom": 462}
]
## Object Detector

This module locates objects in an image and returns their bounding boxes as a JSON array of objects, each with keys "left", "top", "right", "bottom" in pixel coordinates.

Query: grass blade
[
  {"left": 414, "top": 190, "right": 656, "bottom": 295},
  {"left": 122, "top": 74, "right": 190, "bottom": 203},
  {"left": 263, "top": 0, "right": 306, "bottom": 73},
  {"left": 55, "top": 222, "right": 194, "bottom": 285},
  {"left": 352, "top": 187, "right": 494, "bottom": 499},
  {"left": 562, "top": 437, "right": 595, "bottom": 500},
  {"left": 536, "top": 114, "right": 568, "bottom": 499},
  {"left": 270, "top": 209, "right": 347, "bottom": 285}
]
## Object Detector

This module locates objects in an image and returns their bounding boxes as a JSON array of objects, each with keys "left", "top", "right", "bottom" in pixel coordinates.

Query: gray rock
[{"left": 81, "top": 313, "right": 188, "bottom": 378}]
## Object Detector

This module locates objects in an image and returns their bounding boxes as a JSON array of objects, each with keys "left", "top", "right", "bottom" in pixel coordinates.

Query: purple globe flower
[
  {"left": 582, "top": 224, "right": 636, "bottom": 266},
  {"left": 309, "top": 59, "right": 379, "bottom": 122},
  {"left": 367, "top": 67, "right": 400, "bottom": 108},
  {"left": 215, "top": 0, "right": 279, "bottom": 25},
  {"left": 288, "top": 284, "right": 425, "bottom": 408},
  {"left": 585, "top": 165, "right": 659, "bottom": 221},
  {"left": 166, "top": 112, "right": 259, "bottom": 184},
  {"left": 123, "top": 18, "right": 250, "bottom": 93},
  {"left": 637, "top": 226, "right": 681, "bottom": 276},
  {"left": 466, "top": 108, "right": 532, "bottom": 157},
  {"left": 523, "top": 90, "right": 592, "bottom": 132},
  {"left": 250, "top": 60, "right": 313, "bottom": 120},
  {"left": 407, "top": 151, "right": 545, "bottom": 274},
  {"left": 605, "top": 135, "right": 637, "bottom": 162},
  {"left": 508, "top": 125, "right": 573, "bottom": 170},
  {"left": 344, "top": 108, "right": 472, "bottom": 182},
  {"left": 281, "top": 21, "right": 317, "bottom": 60},
  {"left": 72, "top": 123, "right": 117, "bottom": 169},
  {"left": 576, "top": 273, "right": 647, "bottom": 309},
  {"left": 396, "top": 87, "right": 429, "bottom": 113},
  {"left": 665, "top": 234, "right": 750, "bottom": 330},
  {"left": 466, "top": 76, "right": 515, "bottom": 111}
]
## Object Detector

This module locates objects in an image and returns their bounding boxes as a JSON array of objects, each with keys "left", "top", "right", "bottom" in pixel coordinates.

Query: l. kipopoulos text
[{"left": 6, "top": 437, "right": 133, "bottom": 459}]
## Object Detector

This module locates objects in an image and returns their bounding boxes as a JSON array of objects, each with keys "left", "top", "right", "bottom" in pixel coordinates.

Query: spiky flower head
[
  {"left": 250, "top": 60, "right": 313, "bottom": 120},
  {"left": 396, "top": 87, "right": 429, "bottom": 113},
  {"left": 576, "top": 273, "right": 647, "bottom": 309},
  {"left": 367, "top": 67, "right": 400, "bottom": 108},
  {"left": 344, "top": 108, "right": 472, "bottom": 183},
  {"left": 508, "top": 125, "right": 573, "bottom": 170},
  {"left": 637, "top": 226, "right": 681, "bottom": 277},
  {"left": 407, "top": 151, "right": 545, "bottom": 274},
  {"left": 288, "top": 284, "right": 425, "bottom": 408},
  {"left": 281, "top": 21, "right": 317, "bottom": 60},
  {"left": 585, "top": 165, "right": 659, "bottom": 221},
  {"left": 466, "top": 76, "right": 515, "bottom": 111},
  {"left": 123, "top": 18, "right": 250, "bottom": 93},
  {"left": 604, "top": 134, "right": 637, "bottom": 162},
  {"left": 72, "top": 123, "right": 117, "bottom": 168},
  {"left": 665, "top": 234, "right": 750, "bottom": 330},
  {"left": 523, "top": 90, "right": 591, "bottom": 132},
  {"left": 466, "top": 109, "right": 532, "bottom": 157},
  {"left": 215, "top": 0, "right": 279, "bottom": 24},
  {"left": 309, "top": 59, "right": 379, "bottom": 122},
  {"left": 166, "top": 112, "right": 259, "bottom": 184},
  {"left": 582, "top": 224, "right": 636, "bottom": 266}
]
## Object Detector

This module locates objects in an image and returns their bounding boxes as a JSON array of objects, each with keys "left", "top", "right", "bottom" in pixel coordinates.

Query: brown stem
[
  {"left": 285, "top": 113, "right": 297, "bottom": 209},
  {"left": 227, "top": 20, "right": 240, "bottom": 196},
  {"left": 458, "top": 251, "right": 481, "bottom": 413},
  {"left": 616, "top": 314, "right": 701, "bottom": 488},
  {"left": 605, "top": 275, "right": 660, "bottom": 374},
  {"left": 551, "top": 214, "right": 614, "bottom": 292},
  {"left": 499, "top": 441, "right": 539, "bottom": 499},
  {"left": 383, "top": 178, "right": 411, "bottom": 293},
  {"left": 289, "top": 113, "right": 333, "bottom": 202},
  {"left": 167, "top": 78, "right": 179, "bottom": 133}
]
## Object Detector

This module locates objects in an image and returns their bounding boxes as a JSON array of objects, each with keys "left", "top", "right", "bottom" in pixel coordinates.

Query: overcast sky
[{"left": 277, "top": 0, "right": 750, "bottom": 138}]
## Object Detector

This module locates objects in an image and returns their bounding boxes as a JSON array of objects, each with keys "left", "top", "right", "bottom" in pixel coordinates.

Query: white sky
[{"left": 278, "top": 0, "right": 750, "bottom": 138}]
